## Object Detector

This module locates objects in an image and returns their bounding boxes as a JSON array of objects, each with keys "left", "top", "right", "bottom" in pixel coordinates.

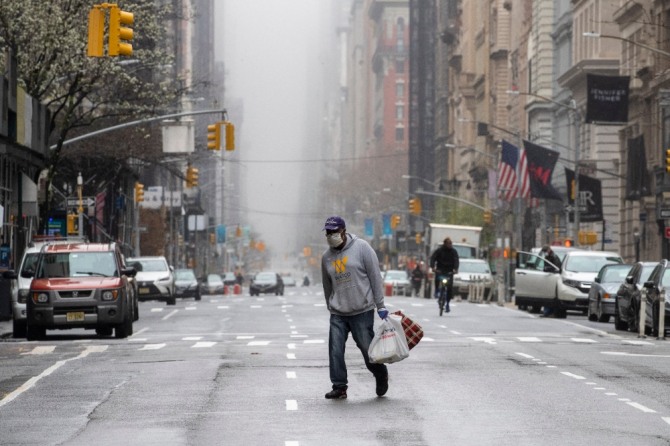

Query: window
[
  {"left": 396, "top": 105, "right": 404, "bottom": 120},
  {"left": 395, "top": 59, "right": 404, "bottom": 73},
  {"left": 395, "top": 127, "right": 404, "bottom": 141},
  {"left": 396, "top": 82, "right": 405, "bottom": 98}
]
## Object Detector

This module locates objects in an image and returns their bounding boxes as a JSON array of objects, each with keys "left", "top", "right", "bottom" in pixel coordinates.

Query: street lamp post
[{"left": 76, "top": 172, "right": 84, "bottom": 237}]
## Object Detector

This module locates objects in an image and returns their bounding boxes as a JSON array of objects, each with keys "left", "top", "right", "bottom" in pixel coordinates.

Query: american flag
[{"left": 497, "top": 140, "right": 531, "bottom": 202}]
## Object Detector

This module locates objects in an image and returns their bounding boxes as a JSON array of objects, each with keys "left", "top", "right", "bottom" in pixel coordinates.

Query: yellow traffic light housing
[
  {"left": 87, "top": 7, "right": 105, "bottom": 57},
  {"left": 67, "top": 214, "right": 77, "bottom": 235},
  {"left": 186, "top": 166, "right": 199, "bottom": 188},
  {"left": 207, "top": 123, "right": 222, "bottom": 150},
  {"left": 134, "top": 182, "right": 144, "bottom": 202},
  {"left": 483, "top": 210, "right": 492, "bottom": 224},
  {"left": 109, "top": 6, "right": 134, "bottom": 56},
  {"left": 415, "top": 233, "right": 422, "bottom": 244},
  {"left": 224, "top": 122, "right": 235, "bottom": 151},
  {"left": 666, "top": 149, "right": 670, "bottom": 173},
  {"left": 391, "top": 214, "right": 401, "bottom": 229},
  {"left": 409, "top": 198, "right": 422, "bottom": 216},
  {"left": 209, "top": 233, "right": 216, "bottom": 244}
]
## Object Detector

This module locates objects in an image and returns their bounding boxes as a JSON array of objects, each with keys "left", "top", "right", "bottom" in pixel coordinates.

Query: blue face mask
[{"left": 326, "top": 232, "right": 344, "bottom": 248}]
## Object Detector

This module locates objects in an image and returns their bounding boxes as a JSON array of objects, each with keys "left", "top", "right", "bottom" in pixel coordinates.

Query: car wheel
[
  {"left": 596, "top": 301, "right": 610, "bottom": 323},
  {"left": 587, "top": 302, "right": 598, "bottom": 322},
  {"left": 12, "top": 319, "right": 27, "bottom": 338},
  {"left": 115, "top": 313, "right": 133, "bottom": 338},
  {"left": 26, "top": 324, "right": 45, "bottom": 341},
  {"left": 613, "top": 301, "right": 628, "bottom": 331},
  {"left": 96, "top": 326, "right": 113, "bottom": 337}
]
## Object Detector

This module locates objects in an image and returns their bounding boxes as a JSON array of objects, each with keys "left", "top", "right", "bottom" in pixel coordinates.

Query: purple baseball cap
[{"left": 323, "top": 216, "right": 346, "bottom": 231}]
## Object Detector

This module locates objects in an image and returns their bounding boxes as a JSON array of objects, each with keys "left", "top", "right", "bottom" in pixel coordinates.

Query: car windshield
[
  {"left": 384, "top": 271, "right": 408, "bottom": 280},
  {"left": 224, "top": 273, "right": 236, "bottom": 280},
  {"left": 600, "top": 265, "right": 632, "bottom": 282},
  {"left": 256, "top": 272, "right": 276, "bottom": 281},
  {"left": 564, "top": 255, "right": 622, "bottom": 273},
  {"left": 175, "top": 270, "right": 196, "bottom": 280},
  {"left": 21, "top": 253, "right": 39, "bottom": 274},
  {"left": 460, "top": 262, "right": 490, "bottom": 274},
  {"left": 132, "top": 259, "right": 168, "bottom": 272},
  {"left": 37, "top": 252, "right": 117, "bottom": 278},
  {"left": 207, "top": 274, "right": 222, "bottom": 283}
]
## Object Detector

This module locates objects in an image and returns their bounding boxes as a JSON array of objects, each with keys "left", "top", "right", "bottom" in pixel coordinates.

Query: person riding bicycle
[{"left": 429, "top": 237, "right": 460, "bottom": 311}]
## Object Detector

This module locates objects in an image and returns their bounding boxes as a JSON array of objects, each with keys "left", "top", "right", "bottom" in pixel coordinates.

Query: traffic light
[
  {"left": 409, "top": 198, "right": 422, "bottom": 216},
  {"left": 207, "top": 122, "right": 221, "bottom": 150},
  {"left": 391, "top": 214, "right": 401, "bottom": 229},
  {"left": 224, "top": 122, "right": 235, "bottom": 151},
  {"left": 67, "top": 214, "right": 77, "bottom": 235},
  {"left": 483, "top": 210, "right": 492, "bottom": 224},
  {"left": 87, "top": 7, "right": 104, "bottom": 57},
  {"left": 564, "top": 239, "right": 573, "bottom": 247},
  {"left": 134, "top": 182, "right": 144, "bottom": 202},
  {"left": 108, "top": 6, "right": 134, "bottom": 56},
  {"left": 666, "top": 149, "right": 670, "bottom": 173},
  {"left": 186, "top": 166, "right": 199, "bottom": 188},
  {"left": 415, "top": 233, "right": 422, "bottom": 244},
  {"left": 209, "top": 233, "right": 216, "bottom": 244}
]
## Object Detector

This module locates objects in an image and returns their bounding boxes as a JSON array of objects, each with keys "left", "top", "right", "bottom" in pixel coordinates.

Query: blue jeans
[{"left": 328, "top": 309, "right": 388, "bottom": 389}]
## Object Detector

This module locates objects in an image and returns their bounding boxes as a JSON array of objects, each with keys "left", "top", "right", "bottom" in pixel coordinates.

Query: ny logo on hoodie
[{"left": 332, "top": 257, "right": 348, "bottom": 274}]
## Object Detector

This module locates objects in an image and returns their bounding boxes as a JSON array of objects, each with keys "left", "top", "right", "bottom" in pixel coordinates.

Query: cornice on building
[{"left": 557, "top": 58, "right": 620, "bottom": 91}]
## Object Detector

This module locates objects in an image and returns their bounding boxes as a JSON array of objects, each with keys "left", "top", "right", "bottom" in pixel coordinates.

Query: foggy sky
[{"left": 216, "top": 0, "right": 331, "bottom": 266}]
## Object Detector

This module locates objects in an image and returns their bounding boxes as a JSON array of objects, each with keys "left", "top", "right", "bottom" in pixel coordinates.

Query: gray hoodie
[{"left": 321, "top": 233, "right": 385, "bottom": 316}]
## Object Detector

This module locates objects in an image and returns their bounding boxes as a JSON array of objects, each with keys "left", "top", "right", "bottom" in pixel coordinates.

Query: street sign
[{"left": 67, "top": 197, "right": 95, "bottom": 208}]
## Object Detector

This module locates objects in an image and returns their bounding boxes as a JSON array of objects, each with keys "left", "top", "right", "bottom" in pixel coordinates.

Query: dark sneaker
[
  {"left": 325, "top": 387, "right": 347, "bottom": 399},
  {"left": 375, "top": 375, "right": 389, "bottom": 397}
]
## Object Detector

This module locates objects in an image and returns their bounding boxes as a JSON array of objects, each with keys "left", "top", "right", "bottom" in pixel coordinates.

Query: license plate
[
  {"left": 66, "top": 312, "right": 85, "bottom": 322},
  {"left": 139, "top": 287, "right": 150, "bottom": 294}
]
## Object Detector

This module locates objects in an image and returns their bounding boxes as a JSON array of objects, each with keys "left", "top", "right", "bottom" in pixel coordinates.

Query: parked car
[
  {"left": 614, "top": 261, "right": 657, "bottom": 331},
  {"left": 382, "top": 269, "right": 412, "bottom": 296},
  {"left": 24, "top": 241, "right": 137, "bottom": 340},
  {"left": 250, "top": 271, "right": 284, "bottom": 296},
  {"left": 282, "top": 275, "right": 297, "bottom": 287},
  {"left": 515, "top": 250, "right": 623, "bottom": 318},
  {"left": 174, "top": 268, "right": 201, "bottom": 301},
  {"left": 639, "top": 260, "right": 670, "bottom": 336},
  {"left": 127, "top": 256, "right": 176, "bottom": 305},
  {"left": 6, "top": 237, "right": 86, "bottom": 338},
  {"left": 587, "top": 263, "right": 632, "bottom": 323},
  {"left": 222, "top": 272, "right": 237, "bottom": 286},
  {"left": 203, "top": 273, "right": 225, "bottom": 295},
  {"left": 453, "top": 259, "right": 494, "bottom": 300}
]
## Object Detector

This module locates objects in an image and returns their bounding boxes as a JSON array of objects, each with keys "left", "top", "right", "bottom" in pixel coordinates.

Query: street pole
[
  {"left": 77, "top": 173, "right": 84, "bottom": 237},
  {"left": 572, "top": 99, "right": 581, "bottom": 242}
]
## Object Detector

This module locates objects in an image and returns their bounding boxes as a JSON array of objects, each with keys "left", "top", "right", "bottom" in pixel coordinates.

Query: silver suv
[{"left": 127, "top": 256, "right": 176, "bottom": 305}]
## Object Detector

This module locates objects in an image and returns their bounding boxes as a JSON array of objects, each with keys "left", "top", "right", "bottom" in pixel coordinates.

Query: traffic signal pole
[{"left": 51, "top": 109, "right": 228, "bottom": 150}]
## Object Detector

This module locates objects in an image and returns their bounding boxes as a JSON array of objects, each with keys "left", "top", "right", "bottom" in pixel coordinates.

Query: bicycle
[{"left": 436, "top": 273, "right": 453, "bottom": 316}]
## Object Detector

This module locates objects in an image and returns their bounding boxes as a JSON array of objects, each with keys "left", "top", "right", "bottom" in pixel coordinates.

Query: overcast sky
[{"left": 216, "top": 0, "right": 335, "bottom": 265}]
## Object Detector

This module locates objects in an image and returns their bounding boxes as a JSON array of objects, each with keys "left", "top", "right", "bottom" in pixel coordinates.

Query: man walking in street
[{"left": 321, "top": 216, "right": 389, "bottom": 399}]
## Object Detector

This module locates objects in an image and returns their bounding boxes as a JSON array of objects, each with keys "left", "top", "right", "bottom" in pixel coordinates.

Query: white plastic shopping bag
[{"left": 368, "top": 314, "right": 410, "bottom": 364}]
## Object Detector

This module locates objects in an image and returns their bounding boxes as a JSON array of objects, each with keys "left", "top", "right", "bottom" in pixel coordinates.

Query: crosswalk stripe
[
  {"left": 22, "top": 346, "right": 56, "bottom": 355},
  {"left": 192, "top": 342, "right": 216, "bottom": 348},
  {"left": 139, "top": 343, "right": 166, "bottom": 350}
]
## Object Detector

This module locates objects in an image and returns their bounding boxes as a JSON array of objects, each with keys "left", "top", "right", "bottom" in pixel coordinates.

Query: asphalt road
[{"left": 1, "top": 288, "right": 670, "bottom": 445}]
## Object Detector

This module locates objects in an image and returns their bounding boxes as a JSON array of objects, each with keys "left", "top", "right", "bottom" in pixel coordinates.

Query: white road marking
[
  {"left": 571, "top": 338, "right": 596, "bottom": 343},
  {"left": 285, "top": 441, "right": 300, "bottom": 446},
  {"left": 248, "top": 341, "right": 271, "bottom": 346},
  {"left": 470, "top": 337, "right": 496, "bottom": 344},
  {"left": 286, "top": 371, "right": 296, "bottom": 379},
  {"left": 291, "top": 331, "right": 299, "bottom": 335},
  {"left": 515, "top": 352, "right": 535, "bottom": 359},
  {"left": 162, "top": 310, "right": 178, "bottom": 320},
  {"left": 250, "top": 305, "right": 262, "bottom": 309},
  {"left": 290, "top": 335, "right": 308, "bottom": 338},
  {"left": 446, "top": 328, "right": 456, "bottom": 332},
  {"left": 151, "top": 308, "right": 163, "bottom": 312},
  {"left": 422, "top": 337, "right": 435, "bottom": 342},
  {"left": 22, "top": 346, "right": 56, "bottom": 355},
  {"left": 518, "top": 337, "right": 542, "bottom": 342},
  {"left": 626, "top": 402, "right": 656, "bottom": 413},
  {"left": 192, "top": 342, "right": 216, "bottom": 348},
  {"left": 287, "top": 343, "right": 296, "bottom": 350},
  {"left": 139, "top": 344, "right": 166, "bottom": 350},
  {"left": 662, "top": 417, "right": 670, "bottom": 425},
  {"left": 128, "top": 338, "right": 148, "bottom": 342},
  {"left": 133, "top": 327, "right": 149, "bottom": 336},
  {"left": 237, "top": 335, "right": 254, "bottom": 339},
  {"left": 217, "top": 306, "right": 229, "bottom": 309},
  {"left": 185, "top": 307, "right": 196, "bottom": 311},
  {"left": 0, "top": 346, "right": 106, "bottom": 408},
  {"left": 287, "top": 353, "right": 296, "bottom": 359},
  {"left": 602, "top": 351, "right": 670, "bottom": 358},
  {"left": 622, "top": 340, "right": 654, "bottom": 346},
  {"left": 286, "top": 400, "right": 298, "bottom": 411},
  {"left": 605, "top": 392, "right": 618, "bottom": 396},
  {"left": 290, "top": 326, "right": 296, "bottom": 329},
  {"left": 561, "top": 372, "right": 586, "bottom": 380},
  {"left": 183, "top": 336, "right": 202, "bottom": 341},
  {"left": 303, "top": 340, "right": 324, "bottom": 344}
]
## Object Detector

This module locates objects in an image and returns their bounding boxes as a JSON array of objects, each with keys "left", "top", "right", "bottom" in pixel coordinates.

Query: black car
[
  {"left": 640, "top": 260, "right": 670, "bottom": 336},
  {"left": 250, "top": 271, "right": 284, "bottom": 296},
  {"left": 614, "top": 261, "right": 656, "bottom": 331},
  {"left": 174, "top": 268, "right": 201, "bottom": 301},
  {"left": 587, "top": 263, "right": 631, "bottom": 323}
]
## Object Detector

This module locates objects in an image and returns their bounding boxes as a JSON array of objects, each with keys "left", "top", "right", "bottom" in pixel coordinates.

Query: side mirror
[
  {"left": 625, "top": 275, "right": 634, "bottom": 284},
  {"left": 2, "top": 270, "right": 17, "bottom": 279},
  {"left": 21, "top": 270, "right": 35, "bottom": 279},
  {"left": 594, "top": 277, "right": 601, "bottom": 284},
  {"left": 643, "top": 280, "right": 654, "bottom": 289},
  {"left": 122, "top": 267, "right": 137, "bottom": 277}
]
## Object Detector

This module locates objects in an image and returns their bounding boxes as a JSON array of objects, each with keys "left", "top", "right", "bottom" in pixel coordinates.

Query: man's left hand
[{"left": 377, "top": 308, "right": 389, "bottom": 320}]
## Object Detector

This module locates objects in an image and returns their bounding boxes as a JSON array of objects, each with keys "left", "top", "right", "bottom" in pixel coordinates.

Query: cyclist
[{"left": 429, "top": 237, "right": 460, "bottom": 312}]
